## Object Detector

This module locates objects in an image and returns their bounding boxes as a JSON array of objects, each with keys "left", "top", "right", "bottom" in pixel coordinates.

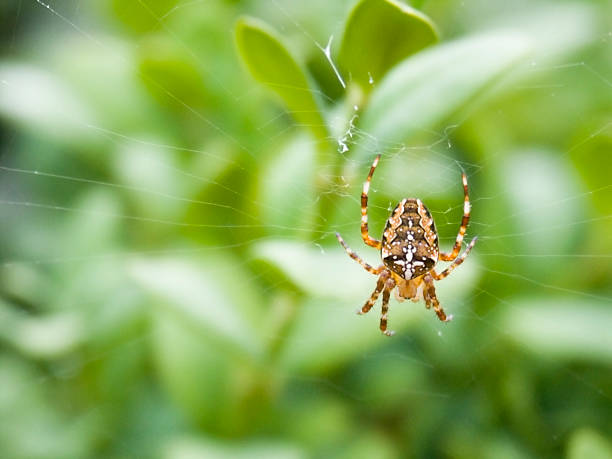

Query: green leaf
[
  {"left": 498, "top": 299, "right": 612, "bottom": 365},
  {"left": 130, "top": 257, "right": 270, "bottom": 432},
  {"left": 9, "top": 312, "right": 83, "bottom": 360},
  {"left": 151, "top": 307, "right": 258, "bottom": 433},
  {"left": 129, "top": 258, "right": 262, "bottom": 358},
  {"left": 235, "top": 17, "right": 328, "bottom": 141},
  {"left": 279, "top": 297, "right": 421, "bottom": 373},
  {"left": 58, "top": 189, "right": 123, "bottom": 259},
  {"left": 0, "top": 300, "right": 77, "bottom": 360},
  {"left": 496, "top": 151, "right": 583, "bottom": 266},
  {"left": 409, "top": 0, "right": 427, "bottom": 8},
  {"left": 110, "top": 0, "right": 180, "bottom": 34},
  {"left": 0, "top": 355, "right": 98, "bottom": 458},
  {"left": 567, "top": 428, "right": 612, "bottom": 459},
  {"left": 487, "top": 3, "right": 596, "bottom": 62},
  {"left": 357, "top": 31, "right": 530, "bottom": 155},
  {"left": 356, "top": 3, "right": 596, "bottom": 157},
  {"left": 339, "top": 0, "right": 438, "bottom": 91},
  {"left": 0, "top": 63, "right": 96, "bottom": 145},
  {"left": 257, "top": 134, "right": 316, "bottom": 236},
  {"left": 138, "top": 35, "right": 208, "bottom": 111},
  {"left": 253, "top": 239, "right": 377, "bottom": 301},
  {"left": 163, "top": 435, "right": 305, "bottom": 459}
]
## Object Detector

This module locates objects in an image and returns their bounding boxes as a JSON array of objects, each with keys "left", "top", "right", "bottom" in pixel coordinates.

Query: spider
[{"left": 335, "top": 154, "right": 477, "bottom": 336}]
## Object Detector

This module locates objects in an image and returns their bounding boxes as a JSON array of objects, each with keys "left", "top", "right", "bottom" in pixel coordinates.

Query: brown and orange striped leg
[
  {"left": 361, "top": 154, "right": 382, "bottom": 249},
  {"left": 423, "top": 274, "right": 452, "bottom": 322},
  {"left": 335, "top": 232, "right": 384, "bottom": 276},
  {"left": 358, "top": 271, "right": 389, "bottom": 315},
  {"left": 440, "top": 172, "right": 471, "bottom": 261},
  {"left": 433, "top": 237, "right": 478, "bottom": 281},
  {"left": 380, "top": 277, "right": 396, "bottom": 336}
]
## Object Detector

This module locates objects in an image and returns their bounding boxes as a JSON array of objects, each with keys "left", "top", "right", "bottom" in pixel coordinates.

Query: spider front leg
[
  {"left": 423, "top": 274, "right": 452, "bottom": 322},
  {"left": 380, "top": 277, "right": 396, "bottom": 336},
  {"left": 440, "top": 172, "right": 471, "bottom": 261},
  {"left": 360, "top": 154, "right": 382, "bottom": 250},
  {"left": 335, "top": 232, "right": 384, "bottom": 276}
]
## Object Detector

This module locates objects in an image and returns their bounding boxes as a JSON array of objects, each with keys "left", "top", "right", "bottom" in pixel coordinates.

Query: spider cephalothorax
[{"left": 336, "top": 154, "right": 477, "bottom": 336}]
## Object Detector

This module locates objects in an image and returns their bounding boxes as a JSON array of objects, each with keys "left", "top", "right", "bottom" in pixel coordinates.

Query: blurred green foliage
[{"left": 0, "top": 0, "right": 611, "bottom": 458}]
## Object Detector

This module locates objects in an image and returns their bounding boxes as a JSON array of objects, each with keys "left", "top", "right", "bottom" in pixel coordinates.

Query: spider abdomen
[{"left": 381, "top": 198, "right": 439, "bottom": 280}]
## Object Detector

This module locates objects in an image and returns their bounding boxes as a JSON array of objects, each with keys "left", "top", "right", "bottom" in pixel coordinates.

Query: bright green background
[{"left": 0, "top": 0, "right": 611, "bottom": 458}]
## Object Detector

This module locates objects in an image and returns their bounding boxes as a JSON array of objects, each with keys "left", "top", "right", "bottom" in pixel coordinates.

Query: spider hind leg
[
  {"left": 380, "top": 277, "right": 396, "bottom": 336},
  {"left": 358, "top": 271, "right": 389, "bottom": 315},
  {"left": 433, "top": 237, "right": 478, "bottom": 281},
  {"left": 423, "top": 274, "right": 452, "bottom": 322}
]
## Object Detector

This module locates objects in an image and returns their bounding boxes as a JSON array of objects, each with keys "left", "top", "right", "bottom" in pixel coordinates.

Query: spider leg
[
  {"left": 423, "top": 274, "right": 452, "bottom": 322},
  {"left": 380, "top": 277, "right": 396, "bottom": 336},
  {"left": 336, "top": 232, "right": 384, "bottom": 275},
  {"left": 440, "top": 172, "right": 471, "bottom": 261},
  {"left": 433, "top": 236, "right": 478, "bottom": 281},
  {"left": 358, "top": 271, "right": 389, "bottom": 315},
  {"left": 361, "top": 154, "right": 382, "bottom": 249}
]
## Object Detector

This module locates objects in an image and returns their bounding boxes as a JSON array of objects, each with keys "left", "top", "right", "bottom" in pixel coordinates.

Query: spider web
[{"left": 0, "top": 0, "right": 611, "bottom": 457}]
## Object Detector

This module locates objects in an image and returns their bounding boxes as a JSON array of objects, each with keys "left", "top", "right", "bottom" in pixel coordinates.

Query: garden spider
[{"left": 336, "top": 154, "right": 477, "bottom": 336}]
